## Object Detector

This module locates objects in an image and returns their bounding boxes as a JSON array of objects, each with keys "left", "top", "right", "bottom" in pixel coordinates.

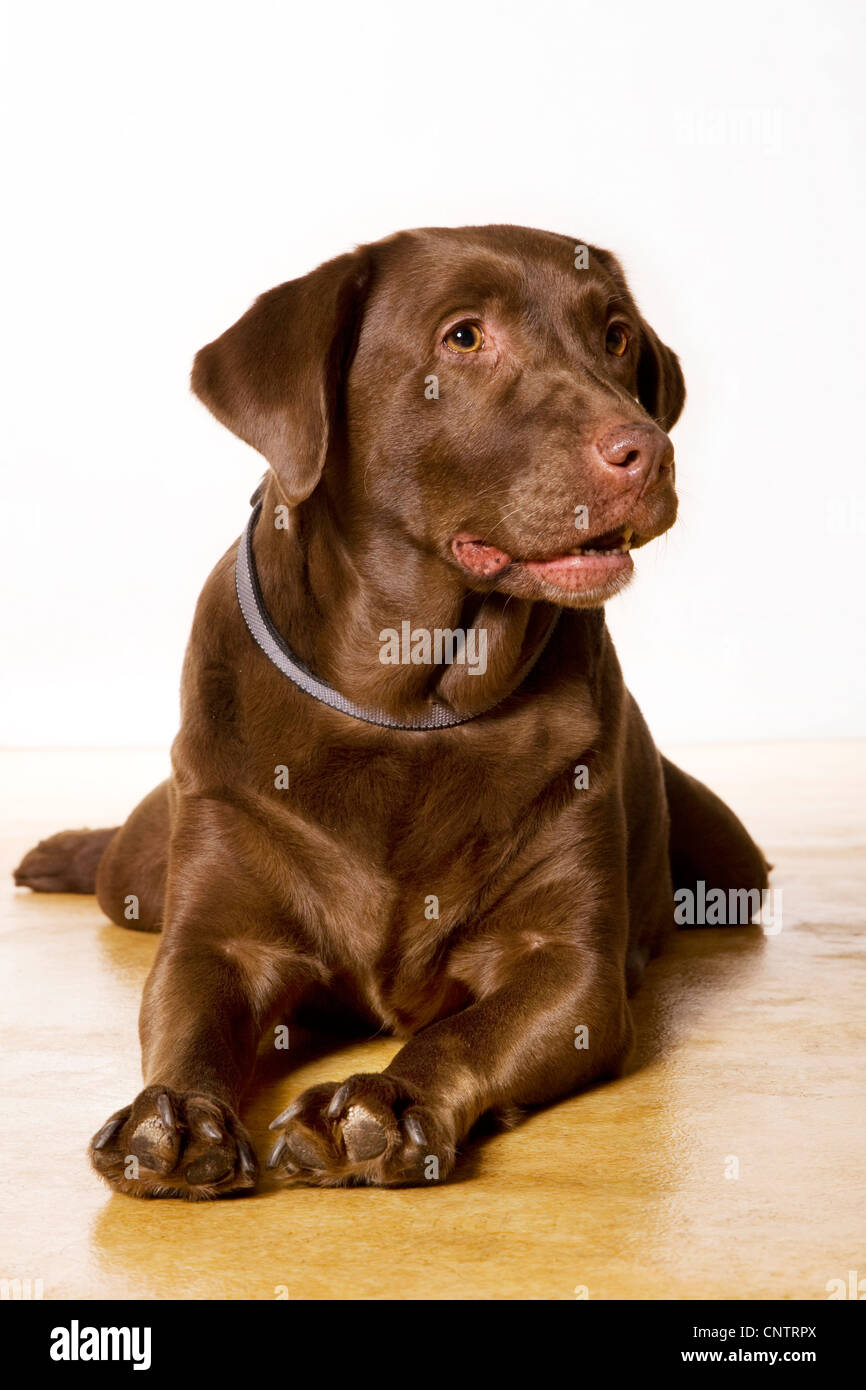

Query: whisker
[{"left": 484, "top": 503, "right": 537, "bottom": 539}]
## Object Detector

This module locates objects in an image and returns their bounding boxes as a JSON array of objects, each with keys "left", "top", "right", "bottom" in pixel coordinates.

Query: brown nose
[{"left": 595, "top": 422, "right": 674, "bottom": 486}]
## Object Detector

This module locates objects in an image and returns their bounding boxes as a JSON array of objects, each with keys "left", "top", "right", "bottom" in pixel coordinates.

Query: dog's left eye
[
  {"left": 605, "top": 324, "right": 631, "bottom": 357},
  {"left": 443, "top": 322, "right": 484, "bottom": 354}
]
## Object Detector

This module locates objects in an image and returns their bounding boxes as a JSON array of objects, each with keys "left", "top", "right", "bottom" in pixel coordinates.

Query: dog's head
[{"left": 192, "top": 225, "right": 684, "bottom": 609}]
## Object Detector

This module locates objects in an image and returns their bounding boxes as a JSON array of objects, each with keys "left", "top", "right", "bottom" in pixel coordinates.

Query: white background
[{"left": 2, "top": 0, "right": 864, "bottom": 747}]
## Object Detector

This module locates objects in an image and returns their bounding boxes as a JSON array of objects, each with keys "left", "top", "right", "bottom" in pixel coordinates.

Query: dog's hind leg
[
  {"left": 14, "top": 825, "right": 118, "bottom": 895},
  {"left": 14, "top": 780, "right": 171, "bottom": 932},
  {"left": 661, "top": 755, "right": 770, "bottom": 905}
]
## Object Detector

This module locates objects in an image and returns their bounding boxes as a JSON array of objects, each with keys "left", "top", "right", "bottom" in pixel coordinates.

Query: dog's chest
[{"left": 255, "top": 710, "right": 596, "bottom": 1027}]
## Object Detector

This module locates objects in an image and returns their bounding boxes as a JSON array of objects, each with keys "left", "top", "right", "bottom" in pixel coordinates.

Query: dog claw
[
  {"left": 404, "top": 1114, "right": 427, "bottom": 1147},
  {"left": 237, "top": 1138, "right": 257, "bottom": 1176},
  {"left": 156, "top": 1092, "right": 176, "bottom": 1132},
  {"left": 268, "top": 1101, "right": 301, "bottom": 1131},
  {"left": 326, "top": 1083, "right": 352, "bottom": 1120},
  {"left": 266, "top": 1135, "right": 289, "bottom": 1170},
  {"left": 198, "top": 1118, "right": 223, "bottom": 1141},
  {"left": 92, "top": 1113, "right": 127, "bottom": 1150}
]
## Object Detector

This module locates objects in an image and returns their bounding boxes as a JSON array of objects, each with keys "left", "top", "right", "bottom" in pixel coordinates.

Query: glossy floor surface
[{"left": 2, "top": 744, "right": 863, "bottom": 1300}]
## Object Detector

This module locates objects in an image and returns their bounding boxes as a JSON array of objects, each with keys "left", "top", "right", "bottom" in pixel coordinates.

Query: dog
[{"left": 15, "top": 224, "right": 769, "bottom": 1197}]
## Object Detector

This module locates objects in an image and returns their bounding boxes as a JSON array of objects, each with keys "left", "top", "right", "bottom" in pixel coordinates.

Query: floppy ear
[
  {"left": 636, "top": 321, "right": 686, "bottom": 432},
  {"left": 191, "top": 248, "right": 372, "bottom": 504}
]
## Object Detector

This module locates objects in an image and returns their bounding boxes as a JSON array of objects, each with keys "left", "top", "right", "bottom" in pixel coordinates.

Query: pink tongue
[{"left": 452, "top": 534, "right": 512, "bottom": 577}]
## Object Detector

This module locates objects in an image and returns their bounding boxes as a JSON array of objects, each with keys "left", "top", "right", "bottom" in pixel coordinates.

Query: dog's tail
[
  {"left": 13, "top": 827, "right": 119, "bottom": 894},
  {"left": 661, "top": 755, "right": 770, "bottom": 899}
]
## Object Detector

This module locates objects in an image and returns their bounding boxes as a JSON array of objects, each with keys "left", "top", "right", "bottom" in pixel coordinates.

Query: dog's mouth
[{"left": 451, "top": 526, "right": 635, "bottom": 594}]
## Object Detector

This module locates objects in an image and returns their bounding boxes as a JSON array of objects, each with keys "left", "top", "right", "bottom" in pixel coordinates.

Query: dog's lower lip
[
  {"left": 452, "top": 531, "right": 635, "bottom": 587},
  {"left": 523, "top": 550, "right": 634, "bottom": 591}
]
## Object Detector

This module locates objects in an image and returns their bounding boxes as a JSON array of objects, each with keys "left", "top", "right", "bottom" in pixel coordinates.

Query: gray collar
[{"left": 235, "top": 492, "right": 558, "bottom": 731}]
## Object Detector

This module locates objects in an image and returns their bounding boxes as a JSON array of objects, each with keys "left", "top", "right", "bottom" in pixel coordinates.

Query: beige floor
[{"left": 1, "top": 743, "right": 864, "bottom": 1301}]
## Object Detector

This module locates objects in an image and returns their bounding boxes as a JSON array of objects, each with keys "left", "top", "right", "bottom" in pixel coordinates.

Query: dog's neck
[{"left": 248, "top": 473, "right": 589, "bottom": 722}]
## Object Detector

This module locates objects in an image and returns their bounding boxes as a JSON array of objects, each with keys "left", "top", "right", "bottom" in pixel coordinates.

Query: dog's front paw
[
  {"left": 266, "top": 1073, "right": 455, "bottom": 1188},
  {"left": 89, "top": 1086, "right": 258, "bottom": 1200}
]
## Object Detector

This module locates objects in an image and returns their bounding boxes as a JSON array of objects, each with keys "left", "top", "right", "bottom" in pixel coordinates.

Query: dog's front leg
[
  {"left": 89, "top": 859, "right": 311, "bottom": 1199},
  {"left": 267, "top": 939, "right": 633, "bottom": 1188}
]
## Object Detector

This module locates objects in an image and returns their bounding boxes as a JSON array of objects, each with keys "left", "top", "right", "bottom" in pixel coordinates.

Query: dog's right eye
[{"left": 443, "top": 322, "right": 484, "bottom": 354}]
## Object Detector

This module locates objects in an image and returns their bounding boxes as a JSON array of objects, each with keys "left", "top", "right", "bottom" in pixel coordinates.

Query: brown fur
[{"left": 14, "top": 225, "right": 768, "bottom": 1197}]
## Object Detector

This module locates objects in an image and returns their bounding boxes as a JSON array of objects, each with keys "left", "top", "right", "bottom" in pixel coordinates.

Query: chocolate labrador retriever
[{"left": 15, "top": 224, "right": 768, "bottom": 1198}]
